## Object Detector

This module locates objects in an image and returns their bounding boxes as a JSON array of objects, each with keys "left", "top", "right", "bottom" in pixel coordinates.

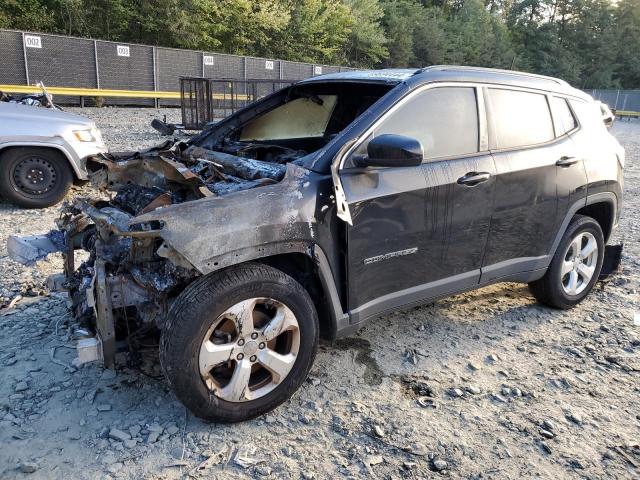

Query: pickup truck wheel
[
  {"left": 0, "top": 147, "right": 73, "bottom": 208},
  {"left": 529, "top": 215, "right": 604, "bottom": 309},
  {"left": 160, "top": 263, "right": 319, "bottom": 422}
]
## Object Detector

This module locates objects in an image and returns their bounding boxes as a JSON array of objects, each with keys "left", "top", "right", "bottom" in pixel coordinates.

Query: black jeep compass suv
[{"left": 9, "top": 65, "right": 624, "bottom": 422}]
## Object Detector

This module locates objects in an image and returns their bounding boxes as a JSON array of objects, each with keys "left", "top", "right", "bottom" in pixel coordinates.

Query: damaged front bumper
[
  {"left": 7, "top": 138, "right": 315, "bottom": 368},
  {"left": 8, "top": 197, "right": 197, "bottom": 368}
]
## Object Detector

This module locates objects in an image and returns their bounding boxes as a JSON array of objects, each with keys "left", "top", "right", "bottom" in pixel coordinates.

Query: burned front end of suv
[
  {"left": 9, "top": 139, "right": 319, "bottom": 366},
  {"left": 7, "top": 80, "right": 393, "bottom": 367}
]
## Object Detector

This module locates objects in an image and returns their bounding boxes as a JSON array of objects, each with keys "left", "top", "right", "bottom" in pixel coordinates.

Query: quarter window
[
  {"left": 488, "top": 88, "right": 555, "bottom": 149},
  {"left": 369, "top": 87, "right": 479, "bottom": 161},
  {"left": 550, "top": 96, "right": 577, "bottom": 135}
]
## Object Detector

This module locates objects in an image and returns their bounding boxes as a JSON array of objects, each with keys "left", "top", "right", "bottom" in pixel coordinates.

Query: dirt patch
[{"left": 332, "top": 338, "right": 385, "bottom": 386}]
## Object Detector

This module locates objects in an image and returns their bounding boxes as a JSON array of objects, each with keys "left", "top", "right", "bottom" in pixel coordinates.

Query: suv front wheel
[
  {"left": 160, "top": 263, "right": 319, "bottom": 423},
  {"left": 529, "top": 215, "right": 604, "bottom": 309}
]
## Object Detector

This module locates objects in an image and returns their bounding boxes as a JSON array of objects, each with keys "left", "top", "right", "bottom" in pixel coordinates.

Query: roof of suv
[{"left": 301, "top": 65, "right": 590, "bottom": 100}]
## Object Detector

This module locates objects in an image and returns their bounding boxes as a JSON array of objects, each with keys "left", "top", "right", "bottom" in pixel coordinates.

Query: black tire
[
  {"left": 160, "top": 263, "right": 319, "bottom": 422},
  {"left": 0, "top": 147, "right": 73, "bottom": 208},
  {"left": 529, "top": 215, "right": 604, "bottom": 309}
]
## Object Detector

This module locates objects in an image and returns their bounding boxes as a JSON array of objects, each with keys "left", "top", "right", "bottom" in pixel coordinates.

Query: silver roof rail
[{"left": 416, "top": 65, "right": 568, "bottom": 86}]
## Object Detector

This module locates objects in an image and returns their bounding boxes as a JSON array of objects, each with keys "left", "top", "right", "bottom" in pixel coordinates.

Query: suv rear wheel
[
  {"left": 529, "top": 215, "right": 604, "bottom": 309},
  {"left": 0, "top": 147, "right": 73, "bottom": 208},
  {"left": 160, "top": 263, "right": 319, "bottom": 422}
]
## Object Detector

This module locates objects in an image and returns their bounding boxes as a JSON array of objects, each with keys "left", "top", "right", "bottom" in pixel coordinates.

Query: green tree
[
  {"left": 82, "top": 0, "right": 132, "bottom": 41},
  {"left": 344, "top": 0, "right": 388, "bottom": 66},
  {"left": 412, "top": 7, "right": 449, "bottom": 66},
  {"left": 445, "top": 0, "right": 515, "bottom": 67},
  {"left": 1, "top": 0, "right": 640, "bottom": 87},
  {"left": 615, "top": 0, "right": 640, "bottom": 88},
  {"left": 0, "top": 0, "right": 57, "bottom": 31},
  {"left": 569, "top": 0, "right": 618, "bottom": 88},
  {"left": 274, "top": 0, "right": 353, "bottom": 63},
  {"left": 380, "top": 0, "right": 424, "bottom": 66}
]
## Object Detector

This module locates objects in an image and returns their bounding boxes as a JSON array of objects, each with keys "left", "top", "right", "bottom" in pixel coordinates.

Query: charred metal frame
[{"left": 93, "top": 259, "right": 116, "bottom": 368}]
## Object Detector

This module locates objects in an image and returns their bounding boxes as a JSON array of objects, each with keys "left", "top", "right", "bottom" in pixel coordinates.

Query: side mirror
[{"left": 356, "top": 134, "right": 424, "bottom": 168}]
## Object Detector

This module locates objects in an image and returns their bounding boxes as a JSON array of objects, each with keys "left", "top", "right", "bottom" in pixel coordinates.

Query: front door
[{"left": 339, "top": 85, "right": 496, "bottom": 321}]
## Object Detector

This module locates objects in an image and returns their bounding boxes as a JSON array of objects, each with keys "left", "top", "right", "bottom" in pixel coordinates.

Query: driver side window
[{"left": 355, "top": 87, "right": 479, "bottom": 162}]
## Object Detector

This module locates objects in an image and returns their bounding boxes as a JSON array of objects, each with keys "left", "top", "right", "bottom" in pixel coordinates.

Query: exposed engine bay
[{"left": 89, "top": 140, "right": 303, "bottom": 210}]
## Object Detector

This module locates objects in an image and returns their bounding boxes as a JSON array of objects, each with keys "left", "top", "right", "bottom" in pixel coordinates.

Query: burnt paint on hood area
[
  {"left": 78, "top": 138, "right": 330, "bottom": 275},
  {"left": 132, "top": 162, "right": 330, "bottom": 275}
]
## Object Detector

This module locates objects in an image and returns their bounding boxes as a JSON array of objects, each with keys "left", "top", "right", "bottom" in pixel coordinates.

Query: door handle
[
  {"left": 556, "top": 156, "right": 579, "bottom": 167},
  {"left": 457, "top": 171, "right": 491, "bottom": 186}
]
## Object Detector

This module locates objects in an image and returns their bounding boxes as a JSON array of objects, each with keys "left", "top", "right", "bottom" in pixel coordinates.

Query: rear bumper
[{"left": 599, "top": 243, "right": 623, "bottom": 280}]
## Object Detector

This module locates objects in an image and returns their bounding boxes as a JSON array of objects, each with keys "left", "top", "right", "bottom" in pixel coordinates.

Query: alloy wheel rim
[
  {"left": 199, "top": 297, "right": 300, "bottom": 402},
  {"left": 561, "top": 231, "right": 598, "bottom": 296}
]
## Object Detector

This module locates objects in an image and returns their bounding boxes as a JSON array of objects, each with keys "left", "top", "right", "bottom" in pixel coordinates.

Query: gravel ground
[{"left": 0, "top": 108, "right": 638, "bottom": 479}]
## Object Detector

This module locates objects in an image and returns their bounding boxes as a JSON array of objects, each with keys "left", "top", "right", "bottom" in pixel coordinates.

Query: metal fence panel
[
  {"left": 615, "top": 91, "right": 640, "bottom": 112},
  {"left": 157, "top": 47, "right": 201, "bottom": 106},
  {"left": 0, "top": 29, "right": 356, "bottom": 106},
  {"left": 203, "top": 53, "right": 244, "bottom": 80},
  {"left": 26, "top": 34, "right": 96, "bottom": 88},
  {"left": 586, "top": 89, "right": 640, "bottom": 112},
  {"left": 97, "top": 41, "right": 154, "bottom": 90},
  {"left": 246, "top": 57, "right": 280, "bottom": 80},
  {"left": 96, "top": 41, "right": 155, "bottom": 106},
  {"left": 22, "top": 33, "right": 97, "bottom": 104},
  {"left": 320, "top": 65, "right": 340, "bottom": 75},
  {"left": 282, "top": 61, "right": 313, "bottom": 81},
  {"left": 157, "top": 47, "right": 201, "bottom": 91},
  {"left": 0, "top": 30, "right": 26, "bottom": 84}
]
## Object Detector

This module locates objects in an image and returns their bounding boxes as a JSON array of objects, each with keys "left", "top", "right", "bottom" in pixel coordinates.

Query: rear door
[
  {"left": 548, "top": 96, "right": 588, "bottom": 223},
  {"left": 481, "top": 87, "right": 583, "bottom": 282},
  {"left": 338, "top": 85, "right": 496, "bottom": 320}
]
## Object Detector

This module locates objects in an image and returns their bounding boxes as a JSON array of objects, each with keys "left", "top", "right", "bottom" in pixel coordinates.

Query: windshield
[
  {"left": 193, "top": 82, "right": 394, "bottom": 168},
  {"left": 240, "top": 95, "right": 338, "bottom": 141}
]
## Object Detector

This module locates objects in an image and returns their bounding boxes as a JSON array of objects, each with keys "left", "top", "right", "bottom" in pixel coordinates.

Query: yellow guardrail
[
  {"left": 615, "top": 110, "right": 640, "bottom": 117},
  {"left": 1, "top": 84, "right": 179, "bottom": 99},
  {"left": 0, "top": 84, "right": 251, "bottom": 100}
]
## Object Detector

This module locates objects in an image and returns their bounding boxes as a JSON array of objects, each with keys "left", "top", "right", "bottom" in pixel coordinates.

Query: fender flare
[
  {"left": 0, "top": 141, "right": 87, "bottom": 179},
  {"left": 548, "top": 192, "right": 618, "bottom": 261},
  {"left": 197, "top": 241, "right": 349, "bottom": 339}
]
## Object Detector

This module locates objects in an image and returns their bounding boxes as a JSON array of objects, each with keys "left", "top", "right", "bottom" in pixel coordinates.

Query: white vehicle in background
[{"left": 0, "top": 86, "right": 106, "bottom": 208}]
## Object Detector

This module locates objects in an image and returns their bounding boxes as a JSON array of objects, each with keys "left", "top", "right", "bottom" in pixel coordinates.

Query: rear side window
[
  {"left": 373, "top": 87, "right": 479, "bottom": 160},
  {"left": 488, "top": 88, "right": 555, "bottom": 149},
  {"left": 550, "top": 96, "right": 577, "bottom": 135}
]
